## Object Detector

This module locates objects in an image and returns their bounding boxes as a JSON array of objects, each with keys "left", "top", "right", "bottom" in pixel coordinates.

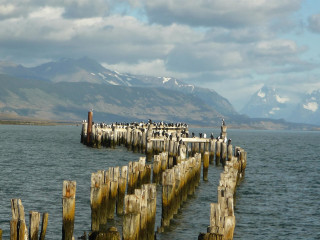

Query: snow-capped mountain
[
  {"left": 0, "top": 57, "right": 242, "bottom": 125},
  {"left": 241, "top": 86, "right": 295, "bottom": 120},
  {"left": 293, "top": 90, "right": 320, "bottom": 125},
  {"left": 241, "top": 86, "right": 320, "bottom": 126},
  {"left": 0, "top": 57, "right": 238, "bottom": 118}
]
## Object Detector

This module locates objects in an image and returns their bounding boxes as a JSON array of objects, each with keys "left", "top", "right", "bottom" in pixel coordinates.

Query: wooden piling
[
  {"left": 18, "top": 221, "right": 27, "bottom": 240},
  {"left": 11, "top": 199, "right": 28, "bottom": 240},
  {"left": 123, "top": 194, "right": 141, "bottom": 240},
  {"left": 203, "top": 151, "right": 209, "bottom": 181},
  {"left": 143, "top": 184, "right": 156, "bottom": 240},
  {"left": 209, "top": 139, "right": 216, "bottom": 164},
  {"left": 62, "top": 180, "right": 76, "bottom": 240},
  {"left": 90, "top": 171, "right": 104, "bottom": 232},
  {"left": 105, "top": 227, "right": 121, "bottom": 240},
  {"left": 117, "top": 166, "right": 128, "bottom": 215},
  {"left": 87, "top": 111, "right": 93, "bottom": 145},
  {"left": 81, "top": 120, "right": 88, "bottom": 143},
  {"left": 39, "top": 213, "right": 49, "bottom": 240},
  {"left": 161, "top": 169, "right": 174, "bottom": 229},
  {"left": 152, "top": 155, "right": 161, "bottom": 184},
  {"left": 227, "top": 144, "right": 233, "bottom": 161},
  {"left": 10, "top": 220, "right": 18, "bottom": 240},
  {"left": 221, "top": 142, "right": 227, "bottom": 166},
  {"left": 215, "top": 140, "right": 221, "bottom": 166},
  {"left": 108, "top": 167, "right": 119, "bottom": 220},
  {"left": 29, "top": 211, "right": 40, "bottom": 240}
]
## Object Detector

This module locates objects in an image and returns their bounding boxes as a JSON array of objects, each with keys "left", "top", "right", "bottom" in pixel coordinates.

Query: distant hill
[{"left": 0, "top": 73, "right": 225, "bottom": 125}]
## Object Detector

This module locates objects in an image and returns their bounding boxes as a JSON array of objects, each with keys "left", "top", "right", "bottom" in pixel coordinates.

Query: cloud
[
  {"left": 102, "top": 59, "right": 188, "bottom": 78},
  {"left": 127, "top": 0, "right": 302, "bottom": 28},
  {"left": 0, "top": 0, "right": 110, "bottom": 20},
  {"left": 308, "top": 14, "right": 320, "bottom": 33},
  {"left": 0, "top": 0, "right": 318, "bottom": 111}
]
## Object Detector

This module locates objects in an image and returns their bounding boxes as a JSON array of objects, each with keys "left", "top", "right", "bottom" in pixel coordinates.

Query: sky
[{"left": 0, "top": 0, "right": 320, "bottom": 110}]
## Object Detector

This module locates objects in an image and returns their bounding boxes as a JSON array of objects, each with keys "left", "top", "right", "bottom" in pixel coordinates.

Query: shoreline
[{"left": 1, "top": 118, "right": 319, "bottom": 131}]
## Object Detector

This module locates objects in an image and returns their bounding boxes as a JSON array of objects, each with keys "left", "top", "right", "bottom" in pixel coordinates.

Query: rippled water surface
[{"left": 0, "top": 125, "right": 319, "bottom": 239}]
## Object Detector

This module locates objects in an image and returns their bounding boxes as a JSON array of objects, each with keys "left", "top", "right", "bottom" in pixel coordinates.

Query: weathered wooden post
[
  {"left": 81, "top": 120, "right": 88, "bottom": 143},
  {"left": 105, "top": 227, "right": 121, "bottom": 240},
  {"left": 221, "top": 122, "right": 227, "bottom": 140},
  {"left": 161, "top": 169, "right": 174, "bottom": 229},
  {"left": 87, "top": 111, "right": 93, "bottom": 145},
  {"left": 221, "top": 142, "right": 227, "bottom": 166},
  {"left": 146, "top": 125, "right": 153, "bottom": 161},
  {"left": 39, "top": 213, "right": 49, "bottom": 240},
  {"left": 209, "top": 138, "right": 216, "bottom": 164},
  {"left": 215, "top": 140, "right": 221, "bottom": 166},
  {"left": 152, "top": 155, "right": 161, "bottom": 184},
  {"left": 132, "top": 129, "right": 139, "bottom": 153},
  {"left": 123, "top": 194, "right": 141, "bottom": 240},
  {"left": 62, "top": 180, "right": 76, "bottom": 240},
  {"left": 160, "top": 152, "right": 168, "bottom": 172},
  {"left": 178, "top": 141, "right": 187, "bottom": 161},
  {"left": 99, "top": 171, "right": 110, "bottom": 231},
  {"left": 126, "top": 126, "right": 132, "bottom": 150},
  {"left": 203, "top": 151, "right": 209, "bottom": 181},
  {"left": 95, "top": 127, "right": 102, "bottom": 149},
  {"left": 117, "top": 166, "right": 128, "bottom": 215},
  {"left": 143, "top": 184, "right": 156, "bottom": 240},
  {"left": 138, "top": 157, "right": 146, "bottom": 187},
  {"left": 227, "top": 144, "right": 233, "bottom": 161},
  {"left": 90, "top": 171, "right": 104, "bottom": 232},
  {"left": 29, "top": 211, "right": 40, "bottom": 240},
  {"left": 127, "top": 162, "right": 134, "bottom": 195},
  {"left": 11, "top": 199, "right": 28, "bottom": 240},
  {"left": 108, "top": 167, "right": 119, "bottom": 220}
]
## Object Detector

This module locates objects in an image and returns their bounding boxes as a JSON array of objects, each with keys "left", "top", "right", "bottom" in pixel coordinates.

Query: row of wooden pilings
[
  {"left": 7, "top": 199, "right": 48, "bottom": 240},
  {"left": 80, "top": 112, "right": 230, "bottom": 166},
  {"left": 199, "top": 147, "right": 247, "bottom": 240},
  {"left": 87, "top": 151, "right": 202, "bottom": 239}
]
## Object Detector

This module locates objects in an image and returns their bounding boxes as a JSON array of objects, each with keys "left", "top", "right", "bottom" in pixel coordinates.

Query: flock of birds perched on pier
[{"left": 82, "top": 118, "right": 232, "bottom": 145}]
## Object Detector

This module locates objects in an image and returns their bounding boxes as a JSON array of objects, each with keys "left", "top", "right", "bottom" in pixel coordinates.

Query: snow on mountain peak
[
  {"left": 162, "top": 77, "right": 171, "bottom": 84},
  {"left": 269, "top": 107, "right": 280, "bottom": 115},
  {"left": 276, "top": 95, "right": 289, "bottom": 103},
  {"left": 303, "top": 102, "right": 318, "bottom": 112},
  {"left": 257, "top": 89, "right": 266, "bottom": 98}
]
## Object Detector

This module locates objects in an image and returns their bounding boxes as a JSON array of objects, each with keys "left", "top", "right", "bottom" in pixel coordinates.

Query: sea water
[{"left": 0, "top": 125, "right": 319, "bottom": 239}]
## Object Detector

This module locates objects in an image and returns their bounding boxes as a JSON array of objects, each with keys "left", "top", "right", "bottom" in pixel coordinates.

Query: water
[{"left": 0, "top": 125, "right": 319, "bottom": 239}]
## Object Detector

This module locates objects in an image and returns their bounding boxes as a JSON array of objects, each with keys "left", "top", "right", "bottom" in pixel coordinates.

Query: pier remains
[{"left": 3, "top": 111, "right": 247, "bottom": 240}]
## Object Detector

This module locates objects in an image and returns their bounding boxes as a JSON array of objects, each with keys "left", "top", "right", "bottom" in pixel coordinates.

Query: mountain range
[
  {"left": 0, "top": 57, "right": 319, "bottom": 129},
  {"left": 241, "top": 86, "right": 320, "bottom": 125}
]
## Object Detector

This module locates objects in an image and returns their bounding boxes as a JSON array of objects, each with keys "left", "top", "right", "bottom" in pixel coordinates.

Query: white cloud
[
  {"left": 29, "top": 7, "right": 64, "bottom": 20},
  {"left": 127, "top": 0, "right": 302, "bottom": 27},
  {"left": 0, "top": 4, "right": 15, "bottom": 16},
  {"left": 102, "top": 59, "right": 188, "bottom": 79}
]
